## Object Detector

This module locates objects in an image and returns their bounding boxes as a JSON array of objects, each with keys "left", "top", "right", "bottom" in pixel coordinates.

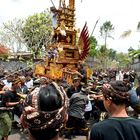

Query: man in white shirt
[
  {"left": 25, "top": 75, "right": 33, "bottom": 89},
  {"left": 2, "top": 75, "right": 13, "bottom": 90}
]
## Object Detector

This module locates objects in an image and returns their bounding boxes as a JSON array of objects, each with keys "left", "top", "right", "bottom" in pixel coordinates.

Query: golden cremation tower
[{"left": 35, "top": 0, "right": 90, "bottom": 81}]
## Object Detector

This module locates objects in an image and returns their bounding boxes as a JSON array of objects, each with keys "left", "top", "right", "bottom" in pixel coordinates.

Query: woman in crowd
[
  {"left": 21, "top": 82, "right": 68, "bottom": 140},
  {"left": 90, "top": 80, "right": 140, "bottom": 140}
]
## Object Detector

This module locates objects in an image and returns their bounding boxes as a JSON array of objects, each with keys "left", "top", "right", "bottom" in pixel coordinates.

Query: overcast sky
[{"left": 0, "top": 0, "right": 140, "bottom": 52}]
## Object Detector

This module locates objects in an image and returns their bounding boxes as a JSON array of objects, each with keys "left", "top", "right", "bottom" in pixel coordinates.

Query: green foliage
[
  {"left": 95, "top": 45, "right": 108, "bottom": 69},
  {"left": 95, "top": 45, "right": 122, "bottom": 69},
  {"left": 116, "top": 52, "right": 130, "bottom": 68},
  {"left": 27, "top": 60, "right": 34, "bottom": 68},
  {"left": 89, "top": 36, "right": 98, "bottom": 57},
  {"left": 129, "top": 49, "right": 140, "bottom": 58},
  {"left": 22, "top": 11, "right": 53, "bottom": 58},
  {"left": 100, "top": 21, "right": 114, "bottom": 37},
  {"left": 108, "top": 48, "right": 116, "bottom": 60},
  {"left": 99, "top": 45, "right": 107, "bottom": 54}
]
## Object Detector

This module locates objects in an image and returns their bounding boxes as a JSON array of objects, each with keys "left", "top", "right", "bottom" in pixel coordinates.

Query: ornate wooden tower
[
  {"left": 48, "top": 0, "right": 80, "bottom": 69},
  {"left": 35, "top": 0, "right": 90, "bottom": 81}
]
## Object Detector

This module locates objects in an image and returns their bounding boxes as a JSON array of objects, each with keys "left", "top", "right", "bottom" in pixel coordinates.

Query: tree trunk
[{"left": 105, "top": 34, "right": 107, "bottom": 48}]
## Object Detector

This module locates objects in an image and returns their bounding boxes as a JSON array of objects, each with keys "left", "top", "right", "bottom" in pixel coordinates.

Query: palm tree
[
  {"left": 100, "top": 21, "right": 114, "bottom": 48},
  {"left": 129, "top": 49, "right": 140, "bottom": 58},
  {"left": 121, "top": 21, "right": 140, "bottom": 38},
  {"left": 121, "top": 22, "right": 140, "bottom": 59},
  {"left": 121, "top": 30, "right": 132, "bottom": 38}
]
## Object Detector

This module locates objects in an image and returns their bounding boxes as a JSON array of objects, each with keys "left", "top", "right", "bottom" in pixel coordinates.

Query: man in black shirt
[
  {"left": 0, "top": 79, "right": 22, "bottom": 140},
  {"left": 90, "top": 80, "right": 140, "bottom": 140},
  {"left": 66, "top": 77, "right": 81, "bottom": 98},
  {"left": 65, "top": 86, "right": 89, "bottom": 140},
  {"left": 77, "top": 62, "right": 87, "bottom": 85},
  {"left": 16, "top": 76, "right": 29, "bottom": 95}
]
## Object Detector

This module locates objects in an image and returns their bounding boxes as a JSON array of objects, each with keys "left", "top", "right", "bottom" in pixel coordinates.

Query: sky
[{"left": 0, "top": 0, "right": 140, "bottom": 52}]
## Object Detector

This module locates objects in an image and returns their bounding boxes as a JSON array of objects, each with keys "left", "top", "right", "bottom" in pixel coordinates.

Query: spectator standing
[{"left": 90, "top": 80, "right": 140, "bottom": 140}]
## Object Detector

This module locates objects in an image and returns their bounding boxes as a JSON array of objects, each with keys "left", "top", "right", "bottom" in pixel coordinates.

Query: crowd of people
[{"left": 0, "top": 65, "right": 140, "bottom": 140}]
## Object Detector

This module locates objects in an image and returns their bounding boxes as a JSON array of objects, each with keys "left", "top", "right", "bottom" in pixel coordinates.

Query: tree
[
  {"left": 116, "top": 52, "right": 130, "bottom": 68},
  {"left": 96, "top": 45, "right": 108, "bottom": 69},
  {"left": 0, "top": 18, "right": 25, "bottom": 52},
  {"left": 108, "top": 48, "right": 116, "bottom": 60},
  {"left": 96, "top": 46, "right": 117, "bottom": 69},
  {"left": 89, "top": 36, "right": 98, "bottom": 57},
  {"left": 100, "top": 21, "right": 114, "bottom": 47},
  {"left": 22, "top": 11, "right": 53, "bottom": 58},
  {"left": 121, "top": 22, "right": 140, "bottom": 60},
  {"left": 121, "top": 21, "right": 140, "bottom": 41},
  {"left": 121, "top": 30, "right": 132, "bottom": 38},
  {"left": 128, "top": 49, "right": 140, "bottom": 58}
]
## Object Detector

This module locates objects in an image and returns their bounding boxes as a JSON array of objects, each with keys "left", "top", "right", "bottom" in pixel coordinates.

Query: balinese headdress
[
  {"left": 102, "top": 81, "right": 130, "bottom": 104},
  {"left": 23, "top": 82, "right": 68, "bottom": 131}
]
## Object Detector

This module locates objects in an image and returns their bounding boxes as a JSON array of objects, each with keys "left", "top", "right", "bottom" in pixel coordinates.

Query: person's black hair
[
  {"left": 103, "top": 80, "right": 130, "bottom": 105},
  {"left": 110, "top": 80, "right": 130, "bottom": 105},
  {"left": 39, "top": 84, "right": 62, "bottom": 111},
  {"left": 29, "top": 83, "right": 64, "bottom": 140},
  {"left": 29, "top": 128, "right": 58, "bottom": 140},
  {"left": 73, "top": 78, "right": 80, "bottom": 83},
  {"left": 110, "top": 80, "right": 130, "bottom": 92}
]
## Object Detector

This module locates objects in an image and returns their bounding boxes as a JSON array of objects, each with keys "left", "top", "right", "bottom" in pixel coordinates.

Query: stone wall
[
  {"left": 0, "top": 58, "right": 45, "bottom": 72},
  {"left": 0, "top": 59, "right": 27, "bottom": 72}
]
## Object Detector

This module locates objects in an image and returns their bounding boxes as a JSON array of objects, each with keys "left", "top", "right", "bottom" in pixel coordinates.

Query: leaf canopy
[{"left": 22, "top": 11, "right": 53, "bottom": 57}]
